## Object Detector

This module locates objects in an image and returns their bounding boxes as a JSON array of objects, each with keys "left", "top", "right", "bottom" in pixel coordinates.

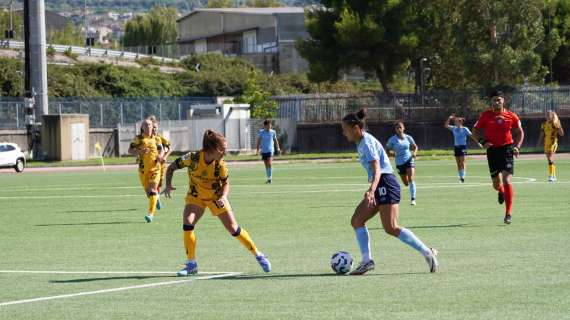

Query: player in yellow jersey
[
  {"left": 163, "top": 130, "right": 271, "bottom": 275},
  {"left": 538, "top": 111, "right": 564, "bottom": 182},
  {"left": 149, "top": 116, "right": 172, "bottom": 210},
  {"left": 128, "top": 118, "right": 164, "bottom": 222}
]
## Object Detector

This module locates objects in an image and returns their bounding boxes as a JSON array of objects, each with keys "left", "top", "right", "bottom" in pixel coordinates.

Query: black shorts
[
  {"left": 374, "top": 174, "right": 401, "bottom": 205},
  {"left": 454, "top": 145, "right": 468, "bottom": 157},
  {"left": 261, "top": 152, "right": 273, "bottom": 160},
  {"left": 486, "top": 144, "right": 514, "bottom": 177},
  {"left": 396, "top": 159, "right": 415, "bottom": 175}
]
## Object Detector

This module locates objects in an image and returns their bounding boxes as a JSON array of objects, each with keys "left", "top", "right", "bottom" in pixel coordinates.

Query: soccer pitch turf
[{"left": 0, "top": 158, "right": 569, "bottom": 319}]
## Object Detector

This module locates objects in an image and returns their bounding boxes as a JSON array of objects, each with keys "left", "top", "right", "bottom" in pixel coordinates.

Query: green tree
[
  {"left": 457, "top": 0, "right": 547, "bottom": 88},
  {"left": 207, "top": 0, "right": 235, "bottom": 7},
  {"left": 123, "top": 6, "right": 177, "bottom": 47},
  {"left": 48, "top": 22, "right": 84, "bottom": 46},
  {"left": 297, "top": 0, "right": 420, "bottom": 93},
  {"left": 542, "top": 0, "right": 570, "bottom": 84}
]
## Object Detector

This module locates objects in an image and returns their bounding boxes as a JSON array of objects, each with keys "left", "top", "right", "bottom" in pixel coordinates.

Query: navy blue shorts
[
  {"left": 396, "top": 159, "right": 415, "bottom": 175},
  {"left": 454, "top": 145, "right": 467, "bottom": 157},
  {"left": 261, "top": 152, "right": 273, "bottom": 160},
  {"left": 374, "top": 174, "right": 401, "bottom": 205}
]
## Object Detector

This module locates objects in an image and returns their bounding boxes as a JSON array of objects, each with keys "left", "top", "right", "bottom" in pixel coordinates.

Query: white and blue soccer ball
[{"left": 330, "top": 251, "right": 353, "bottom": 274}]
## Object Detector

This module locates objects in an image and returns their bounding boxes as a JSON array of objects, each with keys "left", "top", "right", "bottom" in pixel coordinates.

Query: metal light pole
[{"left": 420, "top": 58, "right": 427, "bottom": 106}]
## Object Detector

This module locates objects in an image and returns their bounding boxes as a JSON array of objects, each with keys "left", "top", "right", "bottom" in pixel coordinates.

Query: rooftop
[{"left": 178, "top": 7, "right": 304, "bottom": 21}]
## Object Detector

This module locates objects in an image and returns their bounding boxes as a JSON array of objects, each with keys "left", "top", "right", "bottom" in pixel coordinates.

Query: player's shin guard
[
  {"left": 409, "top": 181, "right": 417, "bottom": 199},
  {"left": 232, "top": 226, "right": 258, "bottom": 255},
  {"left": 183, "top": 224, "right": 196, "bottom": 260},
  {"left": 397, "top": 228, "right": 431, "bottom": 257},
  {"left": 355, "top": 226, "right": 372, "bottom": 262},
  {"left": 504, "top": 184, "right": 514, "bottom": 214},
  {"left": 148, "top": 191, "right": 158, "bottom": 215}
]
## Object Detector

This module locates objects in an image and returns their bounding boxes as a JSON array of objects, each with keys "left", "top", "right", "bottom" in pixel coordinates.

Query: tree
[
  {"left": 542, "top": 0, "right": 570, "bottom": 84},
  {"left": 297, "top": 0, "right": 421, "bottom": 93},
  {"left": 457, "top": 0, "right": 547, "bottom": 88},
  {"left": 207, "top": 0, "right": 235, "bottom": 7},
  {"left": 48, "top": 22, "right": 83, "bottom": 46},
  {"left": 123, "top": 6, "right": 177, "bottom": 48}
]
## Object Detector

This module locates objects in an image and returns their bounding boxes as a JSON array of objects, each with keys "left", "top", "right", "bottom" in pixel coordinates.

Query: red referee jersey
[{"left": 474, "top": 109, "right": 521, "bottom": 146}]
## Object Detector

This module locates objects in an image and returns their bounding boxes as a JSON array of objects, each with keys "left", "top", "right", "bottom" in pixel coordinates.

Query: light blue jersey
[
  {"left": 258, "top": 129, "right": 276, "bottom": 153},
  {"left": 386, "top": 134, "right": 416, "bottom": 166},
  {"left": 449, "top": 126, "right": 472, "bottom": 146},
  {"left": 357, "top": 132, "right": 393, "bottom": 181}
]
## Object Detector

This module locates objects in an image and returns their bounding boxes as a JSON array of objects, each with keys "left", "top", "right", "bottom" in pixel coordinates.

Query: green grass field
[{"left": 1, "top": 158, "right": 569, "bottom": 319}]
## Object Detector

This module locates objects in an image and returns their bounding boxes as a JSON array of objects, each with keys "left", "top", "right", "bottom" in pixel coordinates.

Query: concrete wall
[
  {"left": 295, "top": 118, "right": 570, "bottom": 152},
  {"left": 278, "top": 42, "right": 309, "bottom": 74},
  {"left": 1, "top": 128, "right": 115, "bottom": 158}
]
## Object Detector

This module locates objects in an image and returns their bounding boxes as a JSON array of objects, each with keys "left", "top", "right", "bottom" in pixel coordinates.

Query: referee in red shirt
[{"left": 472, "top": 91, "right": 525, "bottom": 224}]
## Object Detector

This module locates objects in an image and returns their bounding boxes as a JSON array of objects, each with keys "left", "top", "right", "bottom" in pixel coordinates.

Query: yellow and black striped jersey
[{"left": 174, "top": 150, "right": 228, "bottom": 200}]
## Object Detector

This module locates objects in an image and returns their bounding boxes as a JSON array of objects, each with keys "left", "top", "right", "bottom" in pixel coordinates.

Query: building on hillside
[
  {"left": 176, "top": 7, "right": 309, "bottom": 74},
  {"left": 14, "top": 10, "right": 71, "bottom": 34}
]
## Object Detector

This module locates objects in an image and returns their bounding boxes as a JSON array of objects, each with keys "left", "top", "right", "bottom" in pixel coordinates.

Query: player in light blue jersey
[
  {"left": 341, "top": 109, "right": 438, "bottom": 275},
  {"left": 256, "top": 119, "right": 280, "bottom": 183},
  {"left": 386, "top": 121, "right": 418, "bottom": 205},
  {"left": 445, "top": 114, "right": 479, "bottom": 183}
]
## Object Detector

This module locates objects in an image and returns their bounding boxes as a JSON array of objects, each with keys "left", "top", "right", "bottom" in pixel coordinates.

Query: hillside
[{"left": 40, "top": 0, "right": 318, "bottom": 13}]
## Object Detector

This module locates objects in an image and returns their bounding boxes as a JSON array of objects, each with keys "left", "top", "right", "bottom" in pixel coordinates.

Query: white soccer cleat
[
  {"left": 410, "top": 199, "right": 416, "bottom": 206},
  {"left": 548, "top": 176, "right": 556, "bottom": 182},
  {"left": 348, "top": 260, "right": 375, "bottom": 276},
  {"left": 425, "top": 248, "right": 439, "bottom": 273}
]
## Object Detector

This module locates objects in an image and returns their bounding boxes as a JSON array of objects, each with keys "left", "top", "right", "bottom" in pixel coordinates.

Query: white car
[{"left": 0, "top": 142, "right": 26, "bottom": 172}]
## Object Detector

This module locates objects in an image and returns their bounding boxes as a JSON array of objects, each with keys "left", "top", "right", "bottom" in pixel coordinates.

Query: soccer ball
[{"left": 330, "top": 251, "right": 353, "bottom": 274}]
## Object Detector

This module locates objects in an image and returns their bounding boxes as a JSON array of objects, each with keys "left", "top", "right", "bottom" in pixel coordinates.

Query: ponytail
[{"left": 342, "top": 108, "right": 368, "bottom": 129}]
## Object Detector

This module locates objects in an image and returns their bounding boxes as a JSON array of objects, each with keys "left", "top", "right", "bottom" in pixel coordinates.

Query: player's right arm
[
  {"left": 256, "top": 135, "right": 261, "bottom": 155},
  {"left": 128, "top": 137, "right": 148, "bottom": 156},
  {"left": 472, "top": 113, "right": 491, "bottom": 148},
  {"left": 163, "top": 155, "right": 191, "bottom": 199}
]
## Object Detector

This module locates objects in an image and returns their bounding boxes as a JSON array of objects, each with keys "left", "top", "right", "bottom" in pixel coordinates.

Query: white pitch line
[
  {"left": 0, "top": 270, "right": 233, "bottom": 275},
  {"left": 0, "top": 272, "right": 241, "bottom": 307}
]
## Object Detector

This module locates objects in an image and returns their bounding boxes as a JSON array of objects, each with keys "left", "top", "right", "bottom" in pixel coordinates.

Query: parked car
[{"left": 0, "top": 142, "right": 26, "bottom": 172}]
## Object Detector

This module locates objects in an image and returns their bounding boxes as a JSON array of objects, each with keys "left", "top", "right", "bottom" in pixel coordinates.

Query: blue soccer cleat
[
  {"left": 156, "top": 199, "right": 161, "bottom": 210},
  {"left": 256, "top": 253, "right": 271, "bottom": 273},
  {"left": 177, "top": 261, "right": 198, "bottom": 276}
]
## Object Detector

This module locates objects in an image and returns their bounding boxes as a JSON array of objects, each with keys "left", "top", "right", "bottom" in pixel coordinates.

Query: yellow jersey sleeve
[
  {"left": 130, "top": 135, "right": 143, "bottom": 149},
  {"left": 160, "top": 135, "right": 171, "bottom": 149},
  {"left": 217, "top": 160, "right": 229, "bottom": 181},
  {"left": 174, "top": 152, "right": 199, "bottom": 170}
]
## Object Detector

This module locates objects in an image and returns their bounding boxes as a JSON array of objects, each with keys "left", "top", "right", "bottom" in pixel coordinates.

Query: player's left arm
[
  {"left": 512, "top": 119, "right": 524, "bottom": 158},
  {"left": 273, "top": 135, "right": 281, "bottom": 154},
  {"left": 408, "top": 136, "right": 418, "bottom": 158},
  {"left": 558, "top": 125, "right": 565, "bottom": 137}
]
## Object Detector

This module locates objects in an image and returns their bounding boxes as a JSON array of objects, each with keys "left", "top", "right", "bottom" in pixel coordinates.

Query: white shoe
[
  {"left": 410, "top": 199, "right": 416, "bottom": 206},
  {"left": 548, "top": 176, "right": 557, "bottom": 182},
  {"left": 425, "top": 248, "right": 439, "bottom": 273}
]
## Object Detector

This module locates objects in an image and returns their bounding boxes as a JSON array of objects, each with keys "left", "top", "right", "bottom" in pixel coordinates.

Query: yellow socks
[
  {"left": 183, "top": 224, "right": 196, "bottom": 260},
  {"left": 148, "top": 191, "right": 158, "bottom": 215},
  {"left": 232, "top": 226, "right": 258, "bottom": 256}
]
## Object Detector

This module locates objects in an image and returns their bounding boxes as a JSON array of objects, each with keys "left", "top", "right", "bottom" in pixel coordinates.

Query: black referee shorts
[{"left": 486, "top": 144, "right": 514, "bottom": 177}]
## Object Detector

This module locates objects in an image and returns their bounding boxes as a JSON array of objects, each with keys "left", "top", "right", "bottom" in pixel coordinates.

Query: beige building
[{"left": 177, "top": 7, "right": 309, "bottom": 74}]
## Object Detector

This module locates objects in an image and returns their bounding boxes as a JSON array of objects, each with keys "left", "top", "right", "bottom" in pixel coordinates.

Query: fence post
[
  {"left": 159, "top": 102, "right": 162, "bottom": 121},
  {"left": 140, "top": 103, "right": 143, "bottom": 121},
  {"left": 16, "top": 103, "right": 19, "bottom": 128},
  {"left": 178, "top": 103, "right": 181, "bottom": 121},
  {"left": 79, "top": 102, "right": 82, "bottom": 114},
  {"left": 120, "top": 102, "right": 124, "bottom": 125},
  {"left": 100, "top": 103, "right": 104, "bottom": 127},
  {"left": 59, "top": 103, "right": 62, "bottom": 114}
]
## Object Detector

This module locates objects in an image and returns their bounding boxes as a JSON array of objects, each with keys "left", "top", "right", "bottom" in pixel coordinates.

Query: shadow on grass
[
  {"left": 50, "top": 275, "right": 173, "bottom": 283},
  {"left": 307, "top": 205, "right": 355, "bottom": 209},
  {"left": 369, "top": 224, "right": 470, "bottom": 231},
  {"left": 62, "top": 209, "right": 138, "bottom": 214},
  {"left": 35, "top": 221, "right": 145, "bottom": 227},
  {"left": 212, "top": 271, "right": 422, "bottom": 281}
]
